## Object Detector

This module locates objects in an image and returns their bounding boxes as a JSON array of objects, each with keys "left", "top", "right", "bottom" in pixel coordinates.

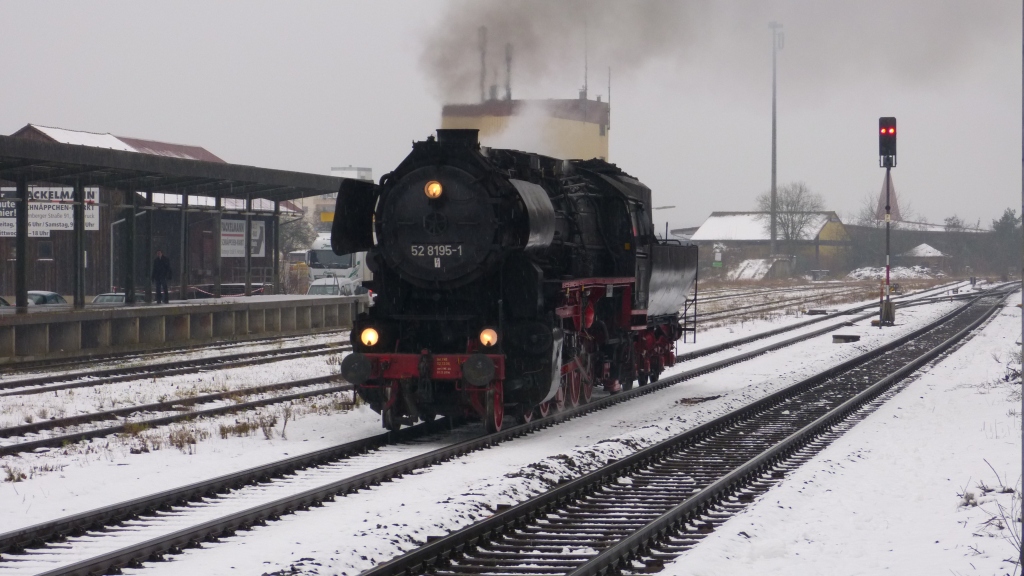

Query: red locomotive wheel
[
  {"left": 581, "top": 377, "right": 593, "bottom": 404},
  {"left": 485, "top": 385, "right": 504, "bottom": 434},
  {"left": 517, "top": 403, "right": 534, "bottom": 425},
  {"left": 567, "top": 372, "right": 581, "bottom": 408},
  {"left": 537, "top": 400, "right": 551, "bottom": 418},
  {"left": 553, "top": 386, "right": 566, "bottom": 413}
]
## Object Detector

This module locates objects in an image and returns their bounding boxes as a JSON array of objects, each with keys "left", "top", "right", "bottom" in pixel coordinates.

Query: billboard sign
[
  {"left": 0, "top": 187, "right": 100, "bottom": 237},
  {"left": 221, "top": 219, "right": 265, "bottom": 258}
]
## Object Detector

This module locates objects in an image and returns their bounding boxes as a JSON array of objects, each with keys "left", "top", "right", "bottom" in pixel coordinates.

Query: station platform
[{"left": 0, "top": 295, "right": 368, "bottom": 365}]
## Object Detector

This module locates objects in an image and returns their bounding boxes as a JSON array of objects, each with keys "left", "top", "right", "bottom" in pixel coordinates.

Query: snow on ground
[
  {"left": 728, "top": 259, "right": 773, "bottom": 281},
  {"left": 0, "top": 353, "right": 347, "bottom": 431},
  {"left": 847, "top": 265, "right": 942, "bottom": 280},
  {"left": 115, "top": 297, "right": 968, "bottom": 575},
  {"left": 0, "top": 331, "right": 349, "bottom": 382},
  {"left": 665, "top": 292, "right": 1023, "bottom": 576}
]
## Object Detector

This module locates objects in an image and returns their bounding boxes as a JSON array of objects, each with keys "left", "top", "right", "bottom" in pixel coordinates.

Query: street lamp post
[{"left": 769, "top": 21, "right": 783, "bottom": 256}]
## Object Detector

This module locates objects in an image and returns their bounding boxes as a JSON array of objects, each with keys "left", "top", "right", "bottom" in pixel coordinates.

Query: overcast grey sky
[{"left": 1, "top": 1, "right": 1019, "bottom": 230}]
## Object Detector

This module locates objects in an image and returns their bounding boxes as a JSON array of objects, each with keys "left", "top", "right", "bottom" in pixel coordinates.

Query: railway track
[
  {"left": 0, "top": 342, "right": 351, "bottom": 396},
  {"left": 0, "top": 282, "right": 969, "bottom": 458},
  {"left": 0, "top": 378, "right": 353, "bottom": 457},
  {"left": 697, "top": 286, "right": 865, "bottom": 322},
  {"left": 0, "top": 328, "right": 350, "bottom": 376},
  {"left": 0, "top": 284, "right": 996, "bottom": 575},
  {"left": 697, "top": 280, "right": 969, "bottom": 324},
  {"left": 362, "top": 289, "right": 1009, "bottom": 576}
]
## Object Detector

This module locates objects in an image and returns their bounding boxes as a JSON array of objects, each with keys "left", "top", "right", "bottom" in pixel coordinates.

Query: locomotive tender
[{"left": 336, "top": 129, "right": 697, "bottom": 432}]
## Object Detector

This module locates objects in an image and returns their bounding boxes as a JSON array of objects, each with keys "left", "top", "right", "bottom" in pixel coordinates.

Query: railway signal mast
[{"left": 878, "top": 116, "right": 897, "bottom": 326}]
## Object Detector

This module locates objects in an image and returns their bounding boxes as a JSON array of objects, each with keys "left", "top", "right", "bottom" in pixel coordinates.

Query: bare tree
[
  {"left": 755, "top": 182, "right": 826, "bottom": 242},
  {"left": 279, "top": 215, "right": 317, "bottom": 254}
]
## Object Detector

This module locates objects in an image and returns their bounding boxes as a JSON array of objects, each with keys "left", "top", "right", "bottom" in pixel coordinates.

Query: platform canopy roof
[{"left": 0, "top": 133, "right": 344, "bottom": 202}]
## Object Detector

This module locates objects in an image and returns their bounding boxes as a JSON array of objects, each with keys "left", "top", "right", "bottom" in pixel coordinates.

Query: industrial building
[{"left": 441, "top": 95, "right": 610, "bottom": 161}]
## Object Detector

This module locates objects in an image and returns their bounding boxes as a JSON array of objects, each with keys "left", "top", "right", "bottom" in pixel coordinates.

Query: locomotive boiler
[{"left": 336, "top": 129, "right": 697, "bottom": 432}]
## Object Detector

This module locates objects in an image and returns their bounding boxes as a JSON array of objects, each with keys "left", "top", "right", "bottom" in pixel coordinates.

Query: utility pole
[{"left": 769, "top": 22, "right": 783, "bottom": 256}]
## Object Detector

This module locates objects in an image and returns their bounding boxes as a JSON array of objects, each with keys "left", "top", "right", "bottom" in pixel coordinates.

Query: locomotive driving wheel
[
  {"left": 566, "top": 371, "right": 581, "bottom": 408},
  {"left": 537, "top": 399, "right": 551, "bottom": 418},
  {"left": 581, "top": 373, "right": 593, "bottom": 403},
  {"left": 516, "top": 403, "right": 534, "bottom": 425},
  {"left": 485, "top": 384, "right": 504, "bottom": 434}
]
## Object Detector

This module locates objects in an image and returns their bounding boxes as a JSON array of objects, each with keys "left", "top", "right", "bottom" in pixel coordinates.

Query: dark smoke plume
[{"left": 422, "top": 0, "right": 1014, "bottom": 104}]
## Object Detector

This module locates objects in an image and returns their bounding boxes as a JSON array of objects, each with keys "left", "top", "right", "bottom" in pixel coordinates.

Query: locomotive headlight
[
  {"left": 424, "top": 180, "right": 443, "bottom": 199},
  {"left": 479, "top": 328, "right": 498, "bottom": 347},
  {"left": 360, "top": 327, "right": 380, "bottom": 347}
]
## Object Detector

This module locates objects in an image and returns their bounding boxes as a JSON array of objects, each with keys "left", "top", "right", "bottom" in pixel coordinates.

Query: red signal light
[
  {"left": 888, "top": 128, "right": 895, "bottom": 134},
  {"left": 880, "top": 128, "right": 886, "bottom": 134}
]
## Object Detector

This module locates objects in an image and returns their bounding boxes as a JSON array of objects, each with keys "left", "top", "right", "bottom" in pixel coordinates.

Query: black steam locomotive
[{"left": 336, "top": 129, "right": 697, "bottom": 432}]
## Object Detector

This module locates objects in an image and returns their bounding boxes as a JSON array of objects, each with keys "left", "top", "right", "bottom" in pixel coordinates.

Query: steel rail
[
  {"left": 570, "top": 291, "right": 1008, "bottom": 576},
  {"left": 0, "top": 328, "right": 350, "bottom": 376},
  {"left": 0, "top": 416, "right": 455, "bottom": 556},
  {"left": 358, "top": 290, "right": 1007, "bottom": 576},
  {"left": 0, "top": 283, "right": 990, "bottom": 572},
  {"left": 0, "top": 380, "right": 352, "bottom": 457},
  {"left": 0, "top": 342, "right": 351, "bottom": 396},
  {"left": 0, "top": 376, "right": 352, "bottom": 439},
  {"left": 697, "top": 286, "right": 864, "bottom": 319}
]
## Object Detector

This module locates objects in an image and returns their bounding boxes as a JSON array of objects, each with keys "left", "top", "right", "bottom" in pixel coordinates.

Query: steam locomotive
[{"left": 336, "top": 129, "right": 697, "bottom": 432}]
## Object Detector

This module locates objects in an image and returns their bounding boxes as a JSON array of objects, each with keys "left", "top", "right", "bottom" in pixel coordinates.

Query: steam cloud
[{"left": 422, "top": 1, "right": 1014, "bottom": 104}]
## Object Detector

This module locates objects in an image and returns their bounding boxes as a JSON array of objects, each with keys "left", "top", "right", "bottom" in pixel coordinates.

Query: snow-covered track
[
  {"left": 0, "top": 283, "right": 989, "bottom": 574},
  {"left": 698, "top": 280, "right": 973, "bottom": 324},
  {"left": 0, "top": 416, "right": 460, "bottom": 559},
  {"left": 0, "top": 342, "right": 351, "bottom": 397},
  {"left": 0, "top": 377, "right": 352, "bottom": 457},
  {"left": 362, "top": 289, "right": 1010, "bottom": 576},
  {"left": 0, "top": 329, "right": 349, "bottom": 376},
  {"left": 697, "top": 286, "right": 864, "bottom": 322}
]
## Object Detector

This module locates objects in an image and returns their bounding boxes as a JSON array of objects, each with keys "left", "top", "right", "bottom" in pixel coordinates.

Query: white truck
[{"left": 299, "top": 232, "right": 371, "bottom": 294}]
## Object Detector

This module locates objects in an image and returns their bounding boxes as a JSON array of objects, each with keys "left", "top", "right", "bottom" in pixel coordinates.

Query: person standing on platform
[{"left": 152, "top": 250, "right": 172, "bottom": 304}]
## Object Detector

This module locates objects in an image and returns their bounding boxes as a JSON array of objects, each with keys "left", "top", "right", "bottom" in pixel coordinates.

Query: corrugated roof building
[
  {"left": 11, "top": 124, "right": 226, "bottom": 163},
  {"left": 690, "top": 211, "right": 852, "bottom": 276}
]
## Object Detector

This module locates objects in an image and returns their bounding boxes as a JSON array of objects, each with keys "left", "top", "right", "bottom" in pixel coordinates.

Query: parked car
[
  {"left": 306, "top": 277, "right": 358, "bottom": 296},
  {"left": 92, "top": 293, "right": 126, "bottom": 304},
  {"left": 27, "top": 291, "right": 67, "bottom": 305}
]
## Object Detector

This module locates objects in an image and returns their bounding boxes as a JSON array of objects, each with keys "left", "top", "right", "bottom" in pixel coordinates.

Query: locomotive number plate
[{"left": 410, "top": 244, "right": 463, "bottom": 257}]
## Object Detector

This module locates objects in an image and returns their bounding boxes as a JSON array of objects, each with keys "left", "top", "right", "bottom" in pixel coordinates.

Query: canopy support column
[
  {"left": 124, "top": 190, "right": 136, "bottom": 304},
  {"left": 73, "top": 180, "right": 85, "bottom": 308},
  {"left": 272, "top": 201, "right": 280, "bottom": 295},
  {"left": 15, "top": 176, "right": 28, "bottom": 311},
  {"left": 179, "top": 192, "right": 188, "bottom": 301},
  {"left": 214, "top": 193, "right": 222, "bottom": 298},
  {"left": 145, "top": 191, "right": 153, "bottom": 304},
  {"left": 244, "top": 194, "right": 252, "bottom": 297}
]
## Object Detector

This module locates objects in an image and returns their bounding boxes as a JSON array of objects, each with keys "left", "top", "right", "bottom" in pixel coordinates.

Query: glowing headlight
[
  {"left": 424, "top": 180, "right": 443, "bottom": 199},
  {"left": 479, "top": 328, "right": 498, "bottom": 347},
  {"left": 360, "top": 327, "right": 379, "bottom": 347}
]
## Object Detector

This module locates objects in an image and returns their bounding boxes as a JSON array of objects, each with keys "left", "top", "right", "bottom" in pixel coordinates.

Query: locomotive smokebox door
[{"left": 378, "top": 165, "right": 499, "bottom": 288}]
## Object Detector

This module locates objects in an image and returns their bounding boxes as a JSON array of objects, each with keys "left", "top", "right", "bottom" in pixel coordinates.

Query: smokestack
[
  {"left": 504, "top": 43, "right": 512, "bottom": 100},
  {"left": 478, "top": 26, "right": 487, "bottom": 103}
]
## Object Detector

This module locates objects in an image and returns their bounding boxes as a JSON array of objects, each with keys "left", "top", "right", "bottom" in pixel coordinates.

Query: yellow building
[{"left": 441, "top": 97, "right": 610, "bottom": 161}]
